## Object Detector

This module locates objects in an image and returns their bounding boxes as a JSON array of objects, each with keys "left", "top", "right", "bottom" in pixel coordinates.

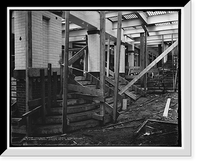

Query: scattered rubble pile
[{"left": 17, "top": 92, "right": 179, "bottom": 146}]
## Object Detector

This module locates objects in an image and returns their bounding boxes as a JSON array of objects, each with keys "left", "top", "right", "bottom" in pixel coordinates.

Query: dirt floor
[{"left": 21, "top": 92, "right": 179, "bottom": 147}]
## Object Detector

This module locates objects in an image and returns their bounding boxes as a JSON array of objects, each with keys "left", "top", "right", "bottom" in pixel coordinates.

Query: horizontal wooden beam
[
  {"left": 119, "top": 39, "right": 178, "bottom": 95},
  {"left": 68, "top": 11, "right": 117, "bottom": 42},
  {"left": 134, "top": 34, "right": 178, "bottom": 42},
  {"left": 129, "top": 29, "right": 178, "bottom": 38},
  {"left": 124, "top": 24, "right": 178, "bottom": 35}
]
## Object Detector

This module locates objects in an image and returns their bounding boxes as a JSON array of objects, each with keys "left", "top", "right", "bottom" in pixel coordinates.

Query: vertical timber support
[
  {"left": 99, "top": 11, "right": 106, "bottom": 123},
  {"left": 25, "top": 11, "right": 32, "bottom": 136},
  {"left": 140, "top": 33, "right": 145, "bottom": 87},
  {"left": 47, "top": 63, "right": 52, "bottom": 113},
  {"left": 53, "top": 72, "right": 58, "bottom": 106},
  {"left": 40, "top": 69, "right": 46, "bottom": 123},
  {"left": 113, "top": 12, "right": 122, "bottom": 123},
  {"left": 106, "top": 37, "right": 110, "bottom": 77},
  {"left": 63, "top": 11, "right": 70, "bottom": 133},
  {"left": 144, "top": 31, "right": 148, "bottom": 92},
  {"left": 83, "top": 35, "right": 88, "bottom": 77}
]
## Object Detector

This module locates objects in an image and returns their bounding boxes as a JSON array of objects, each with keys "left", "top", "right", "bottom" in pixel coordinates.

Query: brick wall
[{"left": 14, "top": 11, "right": 62, "bottom": 69}]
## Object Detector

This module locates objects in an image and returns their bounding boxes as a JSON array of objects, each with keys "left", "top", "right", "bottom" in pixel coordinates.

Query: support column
[
  {"left": 99, "top": 11, "right": 106, "bottom": 121},
  {"left": 114, "top": 44, "right": 125, "bottom": 74},
  {"left": 140, "top": 33, "right": 145, "bottom": 87},
  {"left": 113, "top": 12, "right": 122, "bottom": 123},
  {"left": 106, "top": 37, "right": 110, "bottom": 77},
  {"left": 25, "top": 11, "right": 32, "bottom": 136},
  {"left": 157, "top": 44, "right": 162, "bottom": 67},
  {"left": 62, "top": 11, "right": 70, "bottom": 133},
  {"left": 128, "top": 41, "right": 134, "bottom": 75},
  {"left": 144, "top": 31, "right": 148, "bottom": 91}
]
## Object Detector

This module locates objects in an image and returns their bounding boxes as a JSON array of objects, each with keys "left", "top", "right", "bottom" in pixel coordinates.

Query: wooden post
[
  {"left": 113, "top": 12, "right": 122, "bottom": 123},
  {"left": 53, "top": 72, "right": 57, "bottom": 106},
  {"left": 106, "top": 37, "right": 110, "bottom": 77},
  {"left": 99, "top": 11, "right": 106, "bottom": 122},
  {"left": 83, "top": 35, "right": 88, "bottom": 77},
  {"left": 25, "top": 11, "right": 32, "bottom": 136},
  {"left": 140, "top": 33, "right": 145, "bottom": 87},
  {"left": 63, "top": 11, "right": 70, "bottom": 133},
  {"left": 119, "top": 40, "right": 178, "bottom": 95},
  {"left": 144, "top": 31, "right": 148, "bottom": 91},
  {"left": 40, "top": 69, "right": 46, "bottom": 122},
  {"left": 47, "top": 63, "right": 52, "bottom": 113}
]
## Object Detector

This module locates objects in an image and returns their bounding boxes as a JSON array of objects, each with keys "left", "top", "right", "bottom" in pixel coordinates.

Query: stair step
[
  {"left": 45, "top": 108, "right": 101, "bottom": 124},
  {"left": 105, "top": 97, "right": 114, "bottom": 104},
  {"left": 74, "top": 76, "right": 85, "bottom": 81},
  {"left": 49, "top": 102, "right": 100, "bottom": 115},
  {"left": 56, "top": 98, "right": 88, "bottom": 107},
  {"left": 77, "top": 80, "right": 94, "bottom": 85}
]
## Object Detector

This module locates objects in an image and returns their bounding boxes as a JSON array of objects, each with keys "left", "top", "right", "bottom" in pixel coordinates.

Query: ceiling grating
[
  {"left": 146, "top": 11, "right": 167, "bottom": 17},
  {"left": 123, "top": 13, "right": 138, "bottom": 20}
]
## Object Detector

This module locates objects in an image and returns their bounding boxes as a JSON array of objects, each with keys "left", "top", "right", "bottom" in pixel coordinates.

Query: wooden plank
[
  {"left": 63, "top": 11, "right": 70, "bottom": 133},
  {"left": 105, "top": 77, "right": 136, "bottom": 100},
  {"left": 163, "top": 98, "right": 171, "bottom": 117},
  {"left": 52, "top": 72, "right": 58, "bottom": 105},
  {"left": 119, "top": 39, "right": 178, "bottom": 95},
  {"left": 25, "top": 11, "right": 32, "bottom": 136},
  {"left": 140, "top": 32, "right": 145, "bottom": 87},
  {"left": 106, "top": 37, "right": 110, "bottom": 77},
  {"left": 40, "top": 69, "right": 46, "bottom": 122},
  {"left": 144, "top": 30, "right": 148, "bottom": 92},
  {"left": 100, "top": 11, "right": 106, "bottom": 121},
  {"left": 113, "top": 12, "right": 122, "bottom": 123},
  {"left": 47, "top": 63, "right": 52, "bottom": 113},
  {"left": 22, "top": 105, "right": 42, "bottom": 118},
  {"left": 68, "top": 45, "right": 87, "bottom": 66}
]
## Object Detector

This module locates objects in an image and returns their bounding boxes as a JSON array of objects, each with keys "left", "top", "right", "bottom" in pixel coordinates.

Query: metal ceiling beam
[
  {"left": 129, "top": 29, "right": 178, "bottom": 38},
  {"left": 134, "top": 34, "right": 178, "bottom": 42},
  {"left": 113, "top": 13, "right": 178, "bottom": 29},
  {"left": 123, "top": 24, "right": 178, "bottom": 35}
]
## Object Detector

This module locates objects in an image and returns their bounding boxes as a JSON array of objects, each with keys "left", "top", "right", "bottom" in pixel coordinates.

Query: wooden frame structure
[{"left": 12, "top": 10, "right": 179, "bottom": 136}]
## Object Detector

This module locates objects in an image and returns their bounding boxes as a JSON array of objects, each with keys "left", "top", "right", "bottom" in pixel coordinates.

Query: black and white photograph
[{"left": 5, "top": 3, "right": 192, "bottom": 157}]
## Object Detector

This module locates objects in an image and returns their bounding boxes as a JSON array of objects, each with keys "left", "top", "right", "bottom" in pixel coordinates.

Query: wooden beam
[
  {"left": 52, "top": 72, "right": 58, "bottom": 106},
  {"left": 68, "top": 45, "right": 87, "bottom": 66},
  {"left": 119, "top": 40, "right": 178, "bottom": 95},
  {"left": 47, "top": 63, "right": 52, "bottom": 113},
  {"left": 63, "top": 11, "right": 70, "bottom": 133},
  {"left": 106, "top": 38, "right": 110, "bottom": 77},
  {"left": 99, "top": 11, "right": 106, "bottom": 121},
  {"left": 140, "top": 33, "right": 145, "bottom": 87},
  {"left": 163, "top": 98, "right": 171, "bottom": 117},
  {"left": 113, "top": 12, "right": 122, "bottom": 123},
  {"left": 135, "top": 11, "right": 149, "bottom": 36},
  {"left": 25, "top": 11, "right": 32, "bottom": 136},
  {"left": 105, "top": 77, "right": 136, "bottom": 100},
  {"left": 144, "top": 31, "right": 148, "bottom": 91},
  {"left": 124, "top": 24, "right": 178, "bottom": 35},
  {"left": 40, "top": 69, "right": 46, "bottom": 122},
  {"left": 129, "top": 29, "right": 178, "bottom": 38}
]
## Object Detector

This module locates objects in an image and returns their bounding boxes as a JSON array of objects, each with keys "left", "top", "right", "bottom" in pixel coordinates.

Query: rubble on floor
[{"left": 18, "top": 92, "right": 179, "bottom": 146}]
